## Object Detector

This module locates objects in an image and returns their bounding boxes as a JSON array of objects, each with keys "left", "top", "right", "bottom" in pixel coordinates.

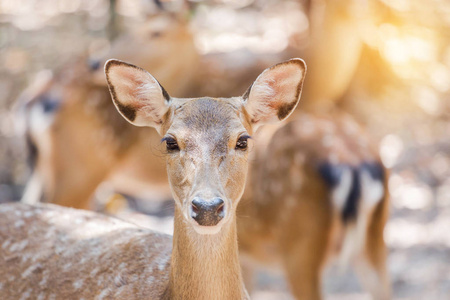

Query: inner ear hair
[
  {"left": 104, "top": 59, "right": 171, "bottom": 129},
  {"left": 244, "top": 58, "right": 306, "bottom": 125}
]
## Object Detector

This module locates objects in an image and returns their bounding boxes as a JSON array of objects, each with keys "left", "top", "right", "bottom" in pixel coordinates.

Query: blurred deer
[
  {"left": 19, "top": 0, "right": 366, "bottom": 210},
  {"left": 19, "top": 12, "right": 199, "bottom": 208},
  {"left": 0, "top": 58, "right": 306, "bottom": 300},
  {"left": 237, "top": 113, "right": 390, "bottom": 300}
]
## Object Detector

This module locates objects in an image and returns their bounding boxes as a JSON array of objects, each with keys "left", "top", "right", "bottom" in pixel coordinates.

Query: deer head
[{"left": 105, "top": 58, "right": 306, "bottom": 235}]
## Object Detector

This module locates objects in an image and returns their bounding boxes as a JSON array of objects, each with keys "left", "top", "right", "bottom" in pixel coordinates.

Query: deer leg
[
  {"left": 354, "top": 204, "right": 391, "bottom": 300},
  {"left": 21, "top": 171, "right": 43, "bottom": 204},
  {"left": 278, "top": 203, "right": 331, "bottom": 300},
  {"left": 281, "top": 236, "right": 326, "bottom": 300},
  {"left": 354, "top": 249, "right": 390, "bottom": 300}
]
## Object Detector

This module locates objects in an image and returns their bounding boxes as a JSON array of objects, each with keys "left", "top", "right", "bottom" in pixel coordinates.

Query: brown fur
[
  {"left": 0, "top": 203, "right": 172, "bottom": 299},
  {"left": 5, "top": 59, "right": 305, "bottom": 299},
  {"left": 237, "top": 112, "right": 391, "bottom": 300},
  {"left": 20, "top": 15, "right": 199, "bottom": 208}
]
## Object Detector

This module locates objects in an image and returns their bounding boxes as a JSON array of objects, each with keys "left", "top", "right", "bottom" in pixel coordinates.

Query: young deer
[
  {"left": 237, "top": 113, "right": 390, "bottom": 300},
  {"left": 1, "top": 58, "right": 306, "bottom": 299},
  {"left": 19, "top": 13, "right": 199, "bottom": 208}
]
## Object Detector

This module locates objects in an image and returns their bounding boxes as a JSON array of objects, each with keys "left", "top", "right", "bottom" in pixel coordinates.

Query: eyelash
[
  {"left": 162, "top": 137, "right": 179, "bottom": 152},
  {"left": 235, "top": 135, "right": 250, "bottom": 150}
]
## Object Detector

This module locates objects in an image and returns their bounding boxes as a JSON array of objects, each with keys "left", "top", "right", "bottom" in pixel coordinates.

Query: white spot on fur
[
  {"left": 15, "top": 219, "right": 25, "bottom": 228},
  {"left": 36, "top": 293, "right": 45, "bottom": 300},
  {"left": 157, "top": 254, "right": 170, "bottom": 271},
  {"left": 39, "top": 274, "right": 48, "bottom": 286},
  {"left": 118, "top": 262, "right": 127, "bottom": 270},
  {"left": 360, "top": 170, "right": 384, "bottom": 208},
  {"left": 10, "top": 240, "right": 28, "bottom": 252},
  {"left": 22, "top": 263, "right": 41, "bottom": 278},
  {"left": 63, "top": 262, "right": 72, "bottom": 271},
  {"left": 322, "top": 135, "right": 334, "bottom": 147},
  {"left": 19, "top": 289, "right": 31, "bottom": 300},
  {"left": 73, "top": 279, "right": 84, "bottom": 290},
  {"left": 97, "top": 289, "right": 110, "bottom": 300},
  {"left": 331, "top": 167, "right": 352, "bottom": 210},
  {"left": 90, "top": 267, "right": 100, "bottom": 277},
  {"left": 2, "top": 239, "right": 11, "bottom": 249}
]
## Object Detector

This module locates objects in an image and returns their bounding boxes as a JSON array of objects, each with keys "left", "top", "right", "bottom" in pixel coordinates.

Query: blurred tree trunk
[
  {"left": 108, "top": 0, "right": 119, "bottom": 40},
  {"left": 301, "top": 0, "right": 365, "bottom": 112}
]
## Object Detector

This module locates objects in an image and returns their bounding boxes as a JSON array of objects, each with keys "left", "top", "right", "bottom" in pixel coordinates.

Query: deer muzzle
[{"left": 190, "top": 197, "right": 225, "bottom": 226}]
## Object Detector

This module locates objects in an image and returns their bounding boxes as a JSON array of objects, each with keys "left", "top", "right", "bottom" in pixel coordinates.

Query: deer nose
[{"left": 190, "top": 197, "right": 225, "bottom": 226}]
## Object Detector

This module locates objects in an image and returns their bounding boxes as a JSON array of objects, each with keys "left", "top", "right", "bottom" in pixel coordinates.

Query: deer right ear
[
  {"left": 104, "top": 59, "right": 170, "bottom": 131},
  {"left": 243, "top": 58, "right": 306, "bottom": 130}
]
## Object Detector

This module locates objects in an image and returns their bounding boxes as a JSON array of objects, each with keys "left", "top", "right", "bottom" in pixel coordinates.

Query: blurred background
[{"left": 0, "top": 0, "right": 449, "bottom": 299}]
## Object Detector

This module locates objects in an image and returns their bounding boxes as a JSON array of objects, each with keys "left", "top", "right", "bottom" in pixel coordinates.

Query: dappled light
[{"left": 0, "top": 0, "right": 449, "bottom": 299}]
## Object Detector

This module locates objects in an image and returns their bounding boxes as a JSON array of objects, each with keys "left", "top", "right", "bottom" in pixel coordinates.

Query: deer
[
  {"left": 237, "top": 112, "right": 391, "bottom": 300},
  {"left": 19, "top": 12, "right": 199, "bottom": 208},
  {"left": 18, "top": 0, "right": 368, "bottom": 211},
  {"left": 0, "top": 57, "right": 307, "bottom": 299}
]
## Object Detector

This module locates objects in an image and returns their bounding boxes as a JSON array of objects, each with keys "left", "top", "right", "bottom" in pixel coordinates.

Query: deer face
[{"left": 105, "top": 58, "right": 306, "bottom": 235}]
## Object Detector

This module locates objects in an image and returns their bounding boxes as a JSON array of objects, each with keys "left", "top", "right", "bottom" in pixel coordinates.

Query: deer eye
[
  {"left": 235, "top": 135, "right": 250, "bottom": 150},
  {"left": 150, "top": 31, "right": 163, "bottom": 39},
  {"left": 162, "top": 137, "right": 179, "bottom": 152}
]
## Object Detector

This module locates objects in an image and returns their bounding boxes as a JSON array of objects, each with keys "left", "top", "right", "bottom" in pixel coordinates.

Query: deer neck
[{"left": 164, "top": 206, "right": 248, "bottom": 300}]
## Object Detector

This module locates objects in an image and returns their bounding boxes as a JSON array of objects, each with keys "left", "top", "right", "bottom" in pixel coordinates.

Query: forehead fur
[
  {"left": 175, "top": 97, "right": 244, "bottom": 132},
  {"left": 167, "top": 97, "right": 248, "bottom": 154}
]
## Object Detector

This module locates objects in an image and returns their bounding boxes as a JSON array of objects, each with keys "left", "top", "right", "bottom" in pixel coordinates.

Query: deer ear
[
  {"left": 104, "top": 59, "right": 170, "bottom": 131},
  {"left": 243, "top": 58, "right": 306, "bottom": 129}
]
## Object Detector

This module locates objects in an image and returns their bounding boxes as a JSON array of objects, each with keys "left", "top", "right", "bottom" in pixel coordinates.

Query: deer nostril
[
  {"left": 216, "top": 202, "right": 224, "bottom": 215},
  {"left": 190, "top": 197, "right": 225, "bottom": 226},
  {"left": 191, "top": 202, "right": 199, "bottom": 215}
]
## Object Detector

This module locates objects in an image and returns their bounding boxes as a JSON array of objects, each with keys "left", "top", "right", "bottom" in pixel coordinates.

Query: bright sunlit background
[{"left": 0, "top": 0, "right": 449, "bottom": 299}]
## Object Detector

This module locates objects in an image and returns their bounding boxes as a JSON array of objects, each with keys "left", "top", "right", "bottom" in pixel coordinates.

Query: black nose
[{"left": 190, "top": 197, "right": 225, "bottom": 226}]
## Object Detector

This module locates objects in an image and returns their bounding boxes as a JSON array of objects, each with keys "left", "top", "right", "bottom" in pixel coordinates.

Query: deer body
[
  {"left": 0, "top": 203, "right": 172, "bottom": 299},
  {"left": 237, "top": 113, "right": 390, "bottom": 300},
  {"left": 2, "top": 59, "right": 306, "bottom": 299}
]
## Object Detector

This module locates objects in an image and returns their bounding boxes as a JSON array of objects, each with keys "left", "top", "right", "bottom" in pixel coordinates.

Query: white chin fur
[{"left": 192, "top": 224, "right": 222, "bottom": 235}]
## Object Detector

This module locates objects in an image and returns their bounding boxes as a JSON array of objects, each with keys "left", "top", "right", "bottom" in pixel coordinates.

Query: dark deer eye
[
  {"left": 162, "top": 137, "right": 179, "bottom": 152},
  {"left": 150, "top": 31, "right": 163, "bottom": 39},
  {"left": 235, "top": 135, "right": 250, "bottom": 150}
]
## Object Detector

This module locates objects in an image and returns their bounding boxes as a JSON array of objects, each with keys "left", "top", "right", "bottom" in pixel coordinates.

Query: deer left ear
[
  {"left": 104, "top": 59, "right": 171, "bottom": 132},
  {"left": 243, "top": 58, "right": 306, "bottom": 129}
]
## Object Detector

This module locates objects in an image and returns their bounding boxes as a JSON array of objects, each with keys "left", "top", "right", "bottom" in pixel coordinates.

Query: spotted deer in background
[
  {"left": 0, "top": 58, "right": 306, "bottom": 299},
  {"left": 237, "top": 112, "right": 390, "bottom": 300},
  {"left": 18, "top": 12, "right": 199, "bottom": 208}
]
